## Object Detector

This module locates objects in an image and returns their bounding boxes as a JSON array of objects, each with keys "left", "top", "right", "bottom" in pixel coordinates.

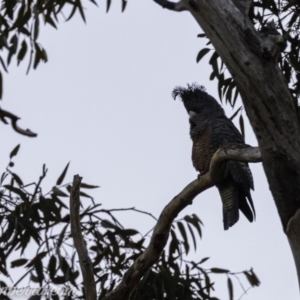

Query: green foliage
[
  {"left": 0, "top": 146, "right": 260, "bottom": 299},
  {"left": 0, "top": 0, "right": 127, "bottom": 99}
]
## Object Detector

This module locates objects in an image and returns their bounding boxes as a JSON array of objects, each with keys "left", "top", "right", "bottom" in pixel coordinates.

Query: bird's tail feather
[
  {"left": 217, "top": 180, "right": 239, "bottom": 230},
  {"left": 239, "top": 188, "right": 255, "bottom": 222}
]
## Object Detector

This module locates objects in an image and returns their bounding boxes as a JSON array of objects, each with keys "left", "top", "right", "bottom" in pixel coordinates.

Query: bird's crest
[
  {"left": 173, "top": 83, "right": 224, "bottom": 116},
  {"left": 172, "top": 83, "right": 206, "bottom": 101}
]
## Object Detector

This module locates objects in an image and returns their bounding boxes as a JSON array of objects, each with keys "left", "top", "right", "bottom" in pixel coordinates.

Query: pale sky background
[{"left": 0, "top": 1, "right": 298, "bottom": 299}]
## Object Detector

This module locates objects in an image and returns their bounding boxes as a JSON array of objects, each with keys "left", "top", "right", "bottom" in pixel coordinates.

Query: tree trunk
[{"left": 179, "top": 0, "right": 300, "bottom": 288}]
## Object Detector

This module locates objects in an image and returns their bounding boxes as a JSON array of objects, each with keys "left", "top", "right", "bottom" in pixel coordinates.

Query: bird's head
[{"left": 173, "top": 83, "right": 224, "bottom": 121}]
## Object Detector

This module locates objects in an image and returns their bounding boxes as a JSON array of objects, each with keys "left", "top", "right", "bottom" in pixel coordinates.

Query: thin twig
[
  {"left": 153, "top": 0, "right": 187, "bottom": 11},
  {"left": 103, "top": 207, "right": 158, "bottom": 221},
  {"left": 0, "top": 107, "right": 37, "bottom": 137},
  {"left": 32, "top": 164, "right": 48, "bottom": 205},
  {"left": 143, "top": 225, "right": 155, "bottom": 238},
  {"left": 231, "top": 272, "right": 247, "bottom": 294},
  {"left": 12, "top": 268, "right": 32, "bottom": 287},
  {"left": 237, "top": 286, "right": 252, "bottom": 300}
]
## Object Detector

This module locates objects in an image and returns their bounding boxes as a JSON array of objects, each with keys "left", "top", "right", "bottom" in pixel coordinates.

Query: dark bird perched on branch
[{"left": 173, "top": 83, "right": 255, "bottom": 230}]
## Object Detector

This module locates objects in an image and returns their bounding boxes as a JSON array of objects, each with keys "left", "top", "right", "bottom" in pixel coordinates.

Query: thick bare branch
[
  {"left": 0, "top": 107, "right": 37, "bottom": 137},
  {"left": 153, "top": 0, "right": 187, "bottom": 11},
  {"left": 70, "top": 175, "right": 97, "bottom": 300},
  {"left": 210, "top": 145, "right": 262, "bottom": 182},
  {"left": 104, "top": 146, "right": 261, "bottom": 300}
]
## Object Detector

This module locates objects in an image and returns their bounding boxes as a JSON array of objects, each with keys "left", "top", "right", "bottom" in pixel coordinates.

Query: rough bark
[
  {"left": 104, "top": 146, "right": 261, "bottom": 299},
  {"left": 70, "top": 175, "right": 97, "bottom": 300},
  {"left": 155, "top": 0, "right": 300, "bottom": 289}
]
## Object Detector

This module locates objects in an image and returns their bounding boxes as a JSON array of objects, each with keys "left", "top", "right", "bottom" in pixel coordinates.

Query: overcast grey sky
[{"left": 0, "top": 1, "right": 298, "bottom": 299}]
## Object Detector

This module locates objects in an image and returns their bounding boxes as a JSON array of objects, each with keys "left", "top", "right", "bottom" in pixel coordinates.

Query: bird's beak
[{"left": 189, "top": 111, "right": 197, "bottom": 118}]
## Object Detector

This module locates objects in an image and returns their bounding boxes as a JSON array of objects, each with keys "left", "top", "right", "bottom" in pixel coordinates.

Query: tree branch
[
  {"left": 210, "top": 145, "right": 262, "bottom": 182},
  {"left": 70, "top": 175, "right": 97, "bottom": 300},
  {"left": 232, "top": 0, "right": 252, "bottom": 15},
  {"left": 0, "top": 107, "right": 37, "bottom": 137},
  {"left": 103, "top": 146, "right": 261, "bottom": 300},
  {"left": 153, "top": 0, "right": 187, "bottom": 11}
]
